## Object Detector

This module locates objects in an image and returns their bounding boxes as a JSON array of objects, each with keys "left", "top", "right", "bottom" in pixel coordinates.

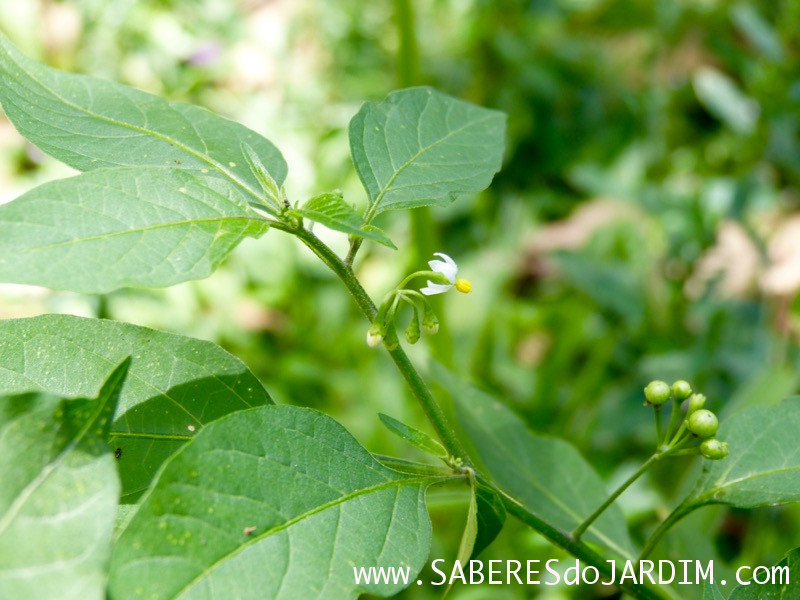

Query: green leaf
[
  {"left": 693, "top": 67, "right": 759, "bottom": 135},
  {"left": 728, "top": 547, "right": 798, "bottom": 599},
  {"left": 0, "top": 167, "right": 267, "bottom": 293},
  {"left": 688, "top": 399, "right": 800, "bottom": 509},
  {"left": 0, "top": 360, "right": 128, "bottom": 600},
  {"left": 703, "top": 581, "right": 727, "bottom": 600},
  {"left": 110, "top": 405, "right": 434, "bottom": 599},
  {"left": 293, "top": 192, "right": 396, "bottom": 248},
  {"left": 349, "top": 87, "right": 505, "bottom": 219},
  {"left": 0, "top": 34, "right": 286, "bottom": 199},
  {"left": 472, "top": 483, "right": 506, "bottom": 559},
  {"left": 450, "top": 375, "right": 634, "bottom": 558},
  {"left": 446, "top": 475, "right": 478, "bottom": 597},
  {"left": 0, "top": 314, "right": 272, "bottom": 502},
  {"left": 378, "top": 413, "right": 448, "bottom": 458}
]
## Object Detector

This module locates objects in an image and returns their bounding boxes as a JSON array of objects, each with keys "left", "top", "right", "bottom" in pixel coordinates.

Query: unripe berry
[
  {"left": 687, "top": 409, "right": 718, "bottom": 438},
  {"left": 687, "top": 393, "right": 707, "bottom": 414},
  {"left": 644, "top": 380, "right": 671, "bottom": 406},
  {"left": 672, "top": 380, "right": 692, "bottom": 401},
  {"left": 700, "top": 438, "right": 729, "bottom": 460}
]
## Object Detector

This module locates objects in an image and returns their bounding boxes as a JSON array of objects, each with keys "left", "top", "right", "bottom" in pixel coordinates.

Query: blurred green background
[{"left": 1, "top": 0, "right": 799, "bottom": 597}]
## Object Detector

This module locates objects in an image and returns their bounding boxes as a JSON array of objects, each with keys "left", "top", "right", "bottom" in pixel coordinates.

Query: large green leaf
[
  {"left": 451, "top": 376, "right": 634, "bottom": 558},
  {"left": 0, "top": 315, "right": 271, "bottom": 502},
  {"left": 0, "top": 360, "right": 128, "bottom": 600},
  {"left": 687, "top": 399, "right": 800, "bottom": 508},
  {"left": 703, "top": 582, "right": 727, "bottom": 600},
  {"left": 0, "top": 34, "right": 286, "bottom": 199},
  {"left": 110, "top": 405, "right": 435, "bottom": 599},
  {"left": 0, "top": 167, "right": 267, "bottom": 293},
  {"left": 349, "top": 87, "right": 505, "bottom": 219},
  {"left": 728, "top": 547, "right": 798, "bottom": 599}
]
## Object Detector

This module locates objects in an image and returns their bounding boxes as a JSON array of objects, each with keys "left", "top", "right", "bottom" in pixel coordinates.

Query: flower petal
[
  {"left": 428, "top": 252, "right": 458, "bottom": 283},
  {"left": 420, "top": 281, "right": 454, "bottom": 296}
]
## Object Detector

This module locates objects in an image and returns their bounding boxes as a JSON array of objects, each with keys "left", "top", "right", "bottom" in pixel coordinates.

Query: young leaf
[
  {"left": 379, "top": 412, "right": 448, "bottom": 458},
  {"left": 349, "top": 87, "right": 505, "bottom": 220},
  {"left": 687, "top": 399, "right": 800, "bottom": 509},
  {"left": 0, "top": 167, "right": 267, "bottom": 293},
  {"left": 0, "top": 314, "right": 271, "bottom": 502},
  {"left": 293, "top": 192, "right": 396, "bottom": 248},
  {"left": 110, "top": 405, "right": 436, "bottom": 599},
  {"left": 0, "top": 360, "right": 129, "bottom": 600},
  {"left": 446, "top": 371, "right": 635, "bottom": 558},
  {"left": 0, "top": 34, "right": 286, "bottom": 199},
  {"left": 472, "top": 483, "right": 506, "bottom": 559},
  {"left": 728, "top": 547, "right": 798, "bottom": 599}
]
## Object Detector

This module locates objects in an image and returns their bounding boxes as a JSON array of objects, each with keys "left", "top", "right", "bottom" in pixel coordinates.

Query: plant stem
[
  {"left": 285, "top": 223, "right": 674, "bottom": 600},
  {"left": 653, "top": 406, "right": 663, "bottom": 444},
  {"left": 292, "top": 226, "right": 469, "bottom": 461},
  {"left": 638, "top": 499, "right": 696, "bottom": 561},
  {"left": 374, "top": 454, "right": 451, "bottom": 476},
  {"left": 573, "top": 454, "right": 659, "bottom": 541},
  {"left": 664, "top": 397, "right": 681, "bottom": 444}
]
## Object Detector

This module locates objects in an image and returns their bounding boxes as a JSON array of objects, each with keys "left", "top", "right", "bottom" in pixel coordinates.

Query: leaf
[
  {"left": 728, "top": 547, "right": 798, "bottom": 599},
  {"left": 0, "top": 34, "right": 286, "bottom": 200},
  {"left": 449, "top": 373, "right": 634, "bottom": 558},
  {"left": 293, "top": 192, "right": 396, "bottom": 248},
  {"left": 0, "top": 360, "right": 128, "bottom": 600},
  {"left": 349, "top": 87, "right": 505, "bottom": 219},
  {"left": 445, "top": 475, "right": 478, "bottom": 597},
  {"left": 0, "top": 314, "right": 272, "bottom": 502},
  {"left": 703, "top": 581, "right": 727, "bottom": 600},
  {"left": 687, "top": 399, "right": 800, "bottom": 509},
  {"left": 0, "top": 167, "right": 267, "bottom": 293},
  {"left": 472, "top": 483, "right": 506, "bottom": 559},
  {"left": 110, "top": 405, "right": 434, "bottom": 599},
  {"left": 378, "top": 413, "right": 448, "bottom": 458}
]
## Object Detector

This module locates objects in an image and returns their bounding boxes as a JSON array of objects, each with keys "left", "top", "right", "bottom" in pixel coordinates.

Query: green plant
[{"left": 0, "top": 34, "right": 799, "bottom": 600}]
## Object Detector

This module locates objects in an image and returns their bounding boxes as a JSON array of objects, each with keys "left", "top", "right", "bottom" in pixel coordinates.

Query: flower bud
[
  {"left": 700, "top": 438, "right": 729, "bottom": 460},
  {"left": 644, "top": 380, "right": 671, "bottom": 406},
  {"left": 687, "top": 393, "right": 707, "bottom": 414},
  {"left": 366, "top": 322, "right": 384, "bottom": 348},
  {"left": 383, "top": 327, "right": 399, "bottom": 351},
  {"left": 421, "top": 301, "right": 439, "bottom": 335},
  {"left": 405, "top": 309, "right": 421, "bottom": 344},
  {"left": 672, "top": 380, "right": 692, "bottom": 401},
  {"left": 687, "top": 409, "right": 718, "bottom": 439}
]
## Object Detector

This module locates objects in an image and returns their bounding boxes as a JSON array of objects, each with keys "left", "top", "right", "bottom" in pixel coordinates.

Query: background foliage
[{"left": 1, "top": 0, "right": 799, "bottom": 597}]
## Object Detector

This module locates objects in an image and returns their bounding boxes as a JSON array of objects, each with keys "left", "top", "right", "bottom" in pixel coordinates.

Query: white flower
[{"left": 420, "top": 252, "right": 472, "bottom": 296}]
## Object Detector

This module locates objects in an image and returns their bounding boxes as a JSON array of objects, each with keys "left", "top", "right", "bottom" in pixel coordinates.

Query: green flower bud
[
  {"left": 687, "top": 409, "right": 718, "bottom": 439},
  {"left": 687, "top": 393, "right": 707, "bottom": 414},
  {"left": 383, "top": 327, "right": 399, "bottom": 351},
  {"left": 421, "top": 301, "right": 439, "bottom": 335},
  {"left": 405, "top": 308, "right": 421, "bottom": 344},
  {"left": 644, "top": 380, "right": 671, "bottom": 406},
  {"left": 700, "top": 438, "right": 729, "bottom": 460},
  {"left": 672, "top": 380, "right": 692, "bottom": 401}
]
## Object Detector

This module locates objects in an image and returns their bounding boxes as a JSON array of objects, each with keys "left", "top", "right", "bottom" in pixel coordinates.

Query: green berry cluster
[{"left": 643, "top": 379, "right": 729, "bottom": 461}]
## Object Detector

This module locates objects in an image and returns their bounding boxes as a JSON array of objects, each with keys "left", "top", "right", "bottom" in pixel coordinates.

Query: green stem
[
  {"left": 374, "top": 454, "right": 451, "bottom": 476},
  {"left": 393, "top": 0, "right": 419, "bottom": 88},
  {"left": 292, "top": 226, "right": 469, "bottom": 461},
  {"left": 638, "top": 499, "right": 696, "bottom": 561},
  {"left": 496, "top": 489, "right": 675, "bottom": 600},
  {"left": 284, "top": 223, "right": 673, "bottom": 600},
  {"left": 653, "top": 406, "right": 663, "bottom": 445},
  {"left": 663, "top": 398, "right": 681, "bottom": 445},
  {"left": 573, "top": 454, "right": 659, "bottom": 541}
]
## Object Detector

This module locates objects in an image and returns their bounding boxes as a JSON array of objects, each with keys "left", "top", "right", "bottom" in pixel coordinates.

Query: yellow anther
[{"left": 455, "top": 278, "right": 472, "bottom": 294}]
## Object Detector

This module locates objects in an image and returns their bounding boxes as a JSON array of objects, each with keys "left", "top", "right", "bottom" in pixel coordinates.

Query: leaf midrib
[{"left": 174, "top": 475, "right": 439, "bottom": 597}]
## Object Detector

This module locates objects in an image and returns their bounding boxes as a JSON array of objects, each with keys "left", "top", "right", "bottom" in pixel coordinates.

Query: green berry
[
  {"left": 672, "top": 380, "right": 692, "bottom": 401},
  {"left": 687, "top": 393, "right": 707, "bottom": 414},
  {"left": 644, "top": 380, "right": 671, "bottom": 405},
  {"left": 687, "top": 409, "right": 718, "bottom": 438},
  {"left": 700, "top": 438, "right": 729, "bottom": 460}
]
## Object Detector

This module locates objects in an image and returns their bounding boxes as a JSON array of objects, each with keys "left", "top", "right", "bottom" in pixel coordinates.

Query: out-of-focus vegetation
[{"left": 1, "top": 0, "right": 799, "bottom": 597}]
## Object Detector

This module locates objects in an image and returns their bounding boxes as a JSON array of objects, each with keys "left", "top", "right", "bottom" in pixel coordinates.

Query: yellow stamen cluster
[{"left": 455, "top": 278, "right": 472, "bottom": 294}]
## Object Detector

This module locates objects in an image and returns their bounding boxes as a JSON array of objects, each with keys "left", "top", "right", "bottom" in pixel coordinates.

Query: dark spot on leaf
[{"left": 114, "top": 447, "right": 122, "bottom": 459}]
